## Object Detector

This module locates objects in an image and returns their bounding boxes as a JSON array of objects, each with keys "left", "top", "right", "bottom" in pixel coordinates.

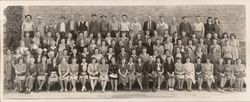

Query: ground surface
[{"left": 2, "top": 88, "right": 249, "bottom": 101}]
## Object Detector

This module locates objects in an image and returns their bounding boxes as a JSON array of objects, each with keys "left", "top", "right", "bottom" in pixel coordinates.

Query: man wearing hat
[
  {"left": 99, "top": 15, "right": 111, "bottom": 38},
  {"left": 36, "top": 16, "right": 46, "bottom": 38},
  {"left": 56, "top": 16, "right": 67, "bottom": 39},
  {"left": 67, "top": 15, "right": 78, "bottom": 40},
  {"left": 22, "top": 15, "right": 36, "bottom": 38},
  {"left": 89, "top": 14, "right": 100, "bottom": 38}
]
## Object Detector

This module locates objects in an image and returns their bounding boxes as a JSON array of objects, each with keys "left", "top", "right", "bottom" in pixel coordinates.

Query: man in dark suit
[
  {"left": 179, "top": 16, "right": 193, "bottom": 37},
  {"left": 67, "top": 15, "right": 78, "bottom": 40},
  {"left": 56, "top": 16, "right": 67, "bottom": 39},
  {"left": 143, "top": 16, "right": 157, "bottom": 37},
  {"left": 142, "top": 56, "right": 157, "bottom": 92}
]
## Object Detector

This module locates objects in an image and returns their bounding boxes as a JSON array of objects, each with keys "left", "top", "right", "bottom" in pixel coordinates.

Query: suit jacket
[
  {"left": 143, "top": 20, "right": 157, "bottom": 31},
  {"left": 67, "top": 20, "right": 78, "bottom": 32},
  {"left": 56, "top": 22, "right": 68, "bottom": 32}
]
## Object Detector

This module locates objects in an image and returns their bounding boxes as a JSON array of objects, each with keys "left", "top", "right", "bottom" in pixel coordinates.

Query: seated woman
[
  {"left": 58, "top": 58, "right": 70, "bottom": 92},
  {"left": 223, "top": 59, "right": 235, "bottom": 92},
  {"left": 91, "top": 48, "right": 103, "bottom": 63},
  {"left": 79, "top": 58, "right": 88, "bottom": 92},
  {"left": 37, "top": 56, "right": 48, "bottom": 92},
  {"left": 183, "top": 57, "right": 195, "bottom": 91},
  {"left": 234, "top": 58, "right": 246, "bottom": 92},
  {"left": 164, "top": 56, "right": 175, "bottom": 92},
  {"left": 98, "top": 58, "right": 109, "bottom": 93},
  {"left": 25, "top": 58, "right": 37, "bottom": 93},
  {"left": 12, "top": 58, "right": 27, "bottom": 92},
  {"left": 155, "top": 56, "right": 164, "bottom": 91},
  {"left": 202, "top": 58, "right": 215, "bottom": 92},
  {"left": 194, "top": 58, "right": 203, "bottom": 91},
  {"left": 126, "top": 57, "right": 136, "bottom": 91},
  {"left": 175, "top": 58, "right": 185, "bottom": 90},
  {"left": 88, "top": 58, "right": 99, "bottom": 93},
  {"left": 69, "top": 58, "right": 79, "bottom": 92},
  {"left": 214, "top": 58, "right": 225, "bottom": 92},
  {"left": 118, "top": 58, "right": 128, "bottom": 90},
  {"left": 47, "top": 58, "right": 59, "bottom": 91},
  {"left": 109, "top": 57, "right": 119, "bottom": 91},
  {"left": 135, "top": 57, "right": 144, "bottom": 91}
]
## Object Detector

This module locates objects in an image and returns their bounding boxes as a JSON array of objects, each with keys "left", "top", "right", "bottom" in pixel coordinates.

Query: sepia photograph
[{"left": 0, "top": 0, "right": 249, "bottom": 102}]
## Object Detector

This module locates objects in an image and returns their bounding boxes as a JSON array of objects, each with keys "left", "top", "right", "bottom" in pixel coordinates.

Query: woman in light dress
[
  {"left": 223, "top": 59, "right": 235, "bottom": 92},
  {"left": 234, "top": 58, "right": 246, "bottom": 92},
  {"left": 175, "top": 58, "right": 185, "bottom": 90},
  {"left": 25, "top": 57, "right": 37, "bottom": 93},
  {"left": 88, "top": 58, "right": 99, "bottom": 92},
  {"left": 229, "top": 34, "right": 239, "bottom": 62},
  {"left": 69, "top": 58, "right": 79, "bottom": 92},
  {"left": 202, "top": 58, "right": 215, "bottom": 92},
  {"left": 131, "top": 17, "right": 142, "bottom": 37},
  {"left": 222, "top": 40, "right": 233, "bottom": 61},
  {"left": 183, "top": 57, "right": 195, "bottom": 91},
  {"left": 5, "top": 50, "right": 14, "bottom": 89},
  {"left": 98, "top": 58, "right": 109, "bottom": 93},
  {"left": 79, "top": 58, "right": 88, "bottom": 92},
  {"left": 58, "top": 58, "right": 70, "bottom": 92}
]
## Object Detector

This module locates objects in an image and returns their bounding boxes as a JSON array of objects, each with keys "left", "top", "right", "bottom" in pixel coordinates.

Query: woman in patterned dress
[
  {"left": 98, "top": 58, "right": 109, "bottom": 93},
  {"left": 12, "top": 58, "right": 26, "bottom": 92},
  {"left": 126, "top": 57, "right": 136, "bottom": 91},
  {"left": 131, "top": 17, "right": 142, "bottom": 37},
  {"left": 91, "top": 48, "right": 103, "bottom": 63},
  {"left": 69, "top": 58, "right": 79, "bottom": 92},
  {"left": 223, "top": 59, "right": 235, "bottom": 92},
  {"left": 175, "top": 58, "right": 184, "bottom": 90},
  {"left": 222, "top": 40, "right": 233, "bottom": 61},
  {"left": 118, "top": 58, "right": 128, "bottom": 90},
  {"left": 234, "top": 58, "right": 246, "bottom": 92},
  {"left": 99, "top": 40, "right": 108, "bottom": 55},
  {"left": 88, "top": 58, "right": 99, "bottom": 92},
  {"left": 79, "top": 58, "right": 88, "bottom": 92},
  {"left": 109, "top": 57, "right": 119, "bottom": 91},
  {"left": 202, "top": 58, "right": 215, "bottom": 92}
]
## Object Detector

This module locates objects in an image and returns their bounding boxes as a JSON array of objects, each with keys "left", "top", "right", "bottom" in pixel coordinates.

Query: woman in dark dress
[
  {"left": 109, "top": 57, "right": 118, "bottom": 91},
  {"left": 79, "top": 58, "right": 88, "bottom": 92},
  {"left": 194, "top": 57, "right": 203, "bottom": 91},
  {"left": 135, "top": 57, "right": 144, "bottom": 91},
  {"left": 164, "top": 56, "right": 175, "bottom": 92},
  {"left": 204, "top": 17, "right": 215, "bottom": 37},
  {"left": 25, "top": 58, "right": 37, "bottom": 93},
  {"left": 47, "top": 58, "right": 59, "bottom": 91}
]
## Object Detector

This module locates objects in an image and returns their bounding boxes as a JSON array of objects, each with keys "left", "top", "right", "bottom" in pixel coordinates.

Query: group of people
[{"left": 4, "top": 13, "right": 246, "bottom": 94}]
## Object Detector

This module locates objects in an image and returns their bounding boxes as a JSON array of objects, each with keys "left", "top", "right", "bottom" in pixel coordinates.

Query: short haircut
[
  {"left": 91, "top": 14, "right": 97, "bottom": 17},
  {"left": 25, "top": 15, "right": 32, "bottom": 19},
  {"left": 122, "top": 15, "right": 128, "bottom": 18}
]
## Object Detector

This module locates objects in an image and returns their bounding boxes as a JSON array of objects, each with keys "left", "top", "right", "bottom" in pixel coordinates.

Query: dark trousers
[
  {"left": 100, "top": 31, "right": 108, "bottom": 38},
  {"left": 59, "top": 32, "right": 66, "bottom": 40},
  {"left": 111, "top": 30, "right": 118, "bottom": 38},
  {"left": 142, "top": 74, "right": 157, "bottom": 91}
]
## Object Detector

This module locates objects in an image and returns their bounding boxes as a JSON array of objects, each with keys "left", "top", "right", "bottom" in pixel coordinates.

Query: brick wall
[{"left": 23, "top": 5, "right": 246, "bottom": 62}]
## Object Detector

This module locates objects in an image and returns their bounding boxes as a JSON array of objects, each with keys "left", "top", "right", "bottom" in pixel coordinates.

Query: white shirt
[
  {"left": 60, "top": 22, "right": 66, "bottom": 32},
  {"left": 120, "top": 21, "right": 130, "bottom": 31}
]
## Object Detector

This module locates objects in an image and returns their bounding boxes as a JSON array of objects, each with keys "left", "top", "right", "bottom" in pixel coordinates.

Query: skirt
[
  {"left": 195, "top": 73, "right": 203, "bottom": 79},
  {"left": 59, "top": 75, "right": 69, "bottom": 81},
  {"left": 37, "top": 75, "right": 46, "bottom": 81},
  {"left": 119, "top": 75, "right": 128, "bottom": 84},
  {"left": 89, "top": 75, "right": 99, "bottom": 80},
  {"left": 176, "top": 74, "right": 185, "bottom": 80},
  {"left": 70, "top": 75, "right": 78, "bottom": 80},
  {"left": 203, "top": 74, "right": 215, "bottom": 83},
  {"left": 127, "top": 74, "right": 136, "bottom": 81},
  {"left": 79, "top": 75, "right": 89, "bottom": 80},
  {"left": 185, "top": 74, "right": 196, "bottom": 84},
  {"left": 15, "top": 75, "right": 25, "bottom": 81},
  {"left": 225, "top": 75, "right": 235, "bottom": 80},
  {"left": 48, "top": 73, "right": 58, "bottom": 82},
  {"left": 99, "top": 74, "right": 109, "bottom": 81},
  {"left": 109, "top": 73, "right": 118, "bottom": 79}
]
